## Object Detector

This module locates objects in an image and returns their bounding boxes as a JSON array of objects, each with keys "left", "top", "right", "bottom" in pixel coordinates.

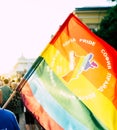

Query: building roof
[{"left": 75, "top": 6, "right": 112, "bottom": 12}]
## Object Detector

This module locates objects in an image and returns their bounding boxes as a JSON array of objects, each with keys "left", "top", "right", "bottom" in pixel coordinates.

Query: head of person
[
  {"left": 10, "top": 82, "right": 17, "bottom": 90},
  {"left": 3, "top": 78, "right": 10, "bottom": 86}
]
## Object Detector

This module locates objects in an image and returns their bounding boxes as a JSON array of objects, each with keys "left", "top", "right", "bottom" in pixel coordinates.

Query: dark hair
[{"left": 4, "top": 79, "right": 9, "bottom": 84}]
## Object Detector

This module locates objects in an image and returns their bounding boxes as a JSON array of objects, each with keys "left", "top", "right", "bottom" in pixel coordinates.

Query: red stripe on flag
[{"left": 20, "top": 82, "right": 63, "bottom": 130}]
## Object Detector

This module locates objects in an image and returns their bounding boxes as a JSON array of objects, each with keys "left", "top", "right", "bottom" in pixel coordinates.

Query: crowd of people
[{"left": 0, "top": 72, "right": 38, "bottom": 130}]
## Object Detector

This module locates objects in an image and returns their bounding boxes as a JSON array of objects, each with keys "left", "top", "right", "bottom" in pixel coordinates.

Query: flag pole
[{"left": 2, "top": 90, "right": 16, "bottom": 109}]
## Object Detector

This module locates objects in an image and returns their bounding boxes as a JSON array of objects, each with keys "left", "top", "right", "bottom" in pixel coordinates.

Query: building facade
[
  {"left": 13, "top": 54, "right": 35, "bottom": 75},
  {"left": 74, "top": 6, "right": 112, "bottom": 31}
]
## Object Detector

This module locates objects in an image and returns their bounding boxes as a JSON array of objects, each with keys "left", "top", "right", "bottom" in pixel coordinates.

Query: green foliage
[
  {"left": 108, "top": 0, "right": 117, "bottom": 2},
  {"left": 95, "top": 5, "right": 117, "bottom": 50}
]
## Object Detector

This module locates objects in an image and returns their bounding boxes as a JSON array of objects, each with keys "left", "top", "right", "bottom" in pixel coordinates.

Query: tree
[
  {"left": 108, "top": 0, "right": 117, "bottom": 2},
  {"left": 95, "top": 5, "right": 117, "bottom": 50}
]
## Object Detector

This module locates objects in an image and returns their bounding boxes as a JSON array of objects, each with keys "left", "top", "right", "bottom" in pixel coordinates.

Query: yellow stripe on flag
[
  {"left": 42, "top": 44, "right": 117, "bottom": 130},
  {"left": 67, "top": 74, "right": 117, "bottom": 130}
]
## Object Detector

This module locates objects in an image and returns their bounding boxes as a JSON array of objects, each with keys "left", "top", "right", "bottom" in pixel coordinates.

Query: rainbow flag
[{"left": 18, "top": 13, "right": 117, "bottom": 130}]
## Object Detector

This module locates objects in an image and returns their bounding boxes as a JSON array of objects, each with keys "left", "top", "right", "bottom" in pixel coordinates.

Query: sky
[{"left": 0, "top": 0, "right": 116, "bottom": 74}]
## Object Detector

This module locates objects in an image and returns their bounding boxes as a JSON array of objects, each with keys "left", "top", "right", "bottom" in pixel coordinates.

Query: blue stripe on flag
[{"left": 28, "top": 74, "right": 88, "bottom": 130}]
